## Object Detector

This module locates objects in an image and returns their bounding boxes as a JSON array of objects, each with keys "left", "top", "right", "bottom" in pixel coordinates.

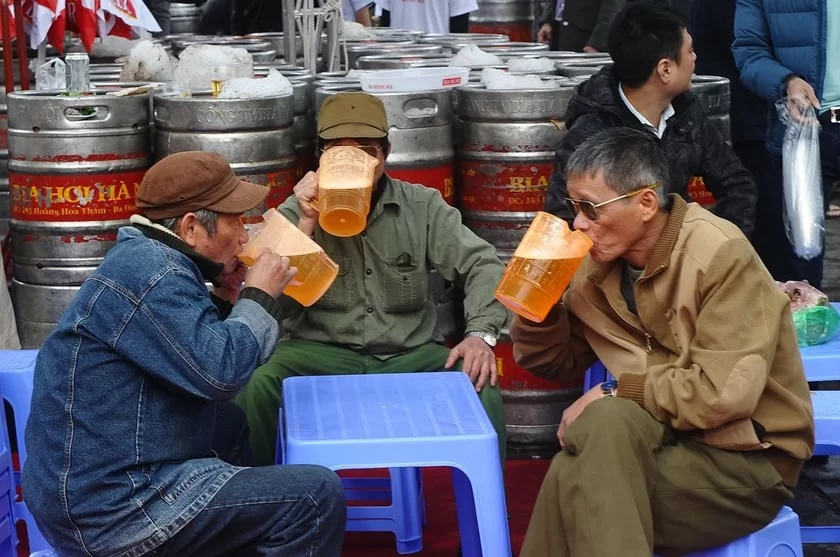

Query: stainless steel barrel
[
  {"left": 347, "top": 43, "right": 443, "bottom": 70},
  {"left": 497, "top": 323, "right": 580, "bottom": 451},
  {"left": 470, "top": 0, "right": 534, "bottom": 42},
  {"left": 456, "top": 83, "right": 573, "bottom": 260},
  {"left": 169, "top": 3, "right": 202, "bottom": 35},
  {"left": 555, "top": 59, "right": 610, "bottom": 78},
  {"left": 11, "top": 281, "right": 80, "bottom": 348},
  {"left": 7, "top": 91, "right": 152, "bottom": 346},
  {"left": 463, "top": 42, "right": 549, "bottom": 55},
  {"left": 0, "top": 86, "right": 9, "bottom": 235},
  {"left": 356, "top": 54, "right": 453, "bottom": 70},
  {"left": 316, "top": 84, "right": 456, "bottom": 205},
  {"left": 154, "top": 92, "right": 296, "bottom": 221}
]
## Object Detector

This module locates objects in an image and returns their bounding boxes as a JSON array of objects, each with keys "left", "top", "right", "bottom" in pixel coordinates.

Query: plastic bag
[
  {"left": 35, "top": 59, "right": 66, "bottom": 91},
  {"left": 776, "top": 95, "right": 823, "bottom": 260},
  {"left": 792, "top": 305, "right": 840, "bottom": 347}
]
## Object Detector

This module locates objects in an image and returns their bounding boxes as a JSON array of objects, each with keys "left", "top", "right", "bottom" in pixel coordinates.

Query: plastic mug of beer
[
  {"left": 311, "top": 146, "right": 379, "bottom": 237},
  {"left": 495, "top": 211, "right": 593, "bottom": 323},
  {"left": 239, "top": 208, "right": 339, "bottom": 307}
]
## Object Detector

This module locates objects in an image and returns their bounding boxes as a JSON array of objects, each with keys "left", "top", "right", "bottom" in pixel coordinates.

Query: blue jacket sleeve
[
  {"left": 111, "top": 267, "right": 281, "bottom": 401},
  {"left": 732, "top": 0, "right": 795, "bottom": 102}
]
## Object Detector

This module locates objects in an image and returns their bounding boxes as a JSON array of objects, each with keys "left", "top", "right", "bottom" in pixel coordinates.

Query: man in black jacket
[
  {"left": 537, "top": 0, "right": 627, "bottom": 52},
  {"left": 544, "top": 1, "right": 757, "bottom": 237}
]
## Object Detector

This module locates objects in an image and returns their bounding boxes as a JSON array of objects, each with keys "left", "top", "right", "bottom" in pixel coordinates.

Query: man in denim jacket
[{"left": 21, "top": 152, "right": 347, "bottom": 556}]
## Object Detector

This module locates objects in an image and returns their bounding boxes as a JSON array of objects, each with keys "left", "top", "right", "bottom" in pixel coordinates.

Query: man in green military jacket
[{"left": 237, "top": 92, "right": 509, "bottom": 465}]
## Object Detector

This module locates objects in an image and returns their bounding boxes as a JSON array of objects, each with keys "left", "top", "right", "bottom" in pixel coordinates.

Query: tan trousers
[{"left": 521, "top": 398, "right": 794, "bottom": 557}]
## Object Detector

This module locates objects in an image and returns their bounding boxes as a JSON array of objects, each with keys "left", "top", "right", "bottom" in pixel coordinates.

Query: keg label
[
  {"left": 495, "top": 340, "right": 582, "bottom": 389},
  {"left": 387, "top": 165, "right": 455, "bottom": 205},
  {"left": 469, "top": 23, "right": 533, "bottom": 43},
  {"left": 240, "top": 168, "right": 299, "bottom": 209},
  {"left": 687, "top": 176, "right": 715, "bottom": 206},
  {"left": 191, "top": 105, "right": 293, "bottom": 125},
  {"left": 9, "top": 170, "right": 145, "bottom": 221},
  {"left": 458, "top": 161, "right": 552, "bottom": 211}
]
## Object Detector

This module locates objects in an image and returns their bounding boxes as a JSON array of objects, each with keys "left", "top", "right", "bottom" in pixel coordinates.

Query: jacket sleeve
[
  {"left": 426, "top": 190, "right": 508, "bottom": 337},
  {"left": 509, "top": 298, "right": 598, "bottom": 383},
  {"left": 587, "top": 0, "right": 627, "bottom": 51},
  {"left": 113, "top": 268, "right": 281, "bottom": 401},
  {"left": 544, "top": 114, "right": 611, "bottom": 221},
  {"left": 732, "top": 0, "right": 794, "bottom": 102},
  {"left": 616, "top": 238, "right": 780, "bottom": 431},
  {"left": 698, "top": 119, "right": 757, "bottom": 237},
  {"left": 539, "top": 0, "right": 556, "bottom": 26}
]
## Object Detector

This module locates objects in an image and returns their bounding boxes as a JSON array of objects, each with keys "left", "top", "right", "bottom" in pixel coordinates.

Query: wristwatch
[
  {"left": 601, "top": 380, "right": 618, "bottom": 397},
  {"left": 466, "top": 331, "right": 497, "bottom": 347}
]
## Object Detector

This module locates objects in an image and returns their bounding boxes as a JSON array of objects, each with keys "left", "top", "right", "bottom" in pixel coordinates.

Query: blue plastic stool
[
  {"left": 277, "top": 417, "right": 427, "bottom": 554},
  {"left": 659, "top": 506, "right": 802, "bottom": 557},
  {"left": 0, "top": 350, "right": 50, "bottom": 552},
  {"left": 0, "top": 381, "right": 17, "bottom": 557},
  {"left": 280, "top": 372, "right": 511, "bottom": 556}
]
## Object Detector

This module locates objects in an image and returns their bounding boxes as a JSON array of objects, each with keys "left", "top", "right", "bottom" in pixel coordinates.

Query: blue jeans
[{"left": 150, "top": 403, "right": 347, "bottom": 556}]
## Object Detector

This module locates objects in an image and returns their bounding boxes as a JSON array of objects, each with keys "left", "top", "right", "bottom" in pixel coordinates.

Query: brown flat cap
[
  {"left": 137, "top": 152, "right": 269, "bottom": 220},
  {"left": 318, "top": 92, "right": 389, "bottom": 140}
]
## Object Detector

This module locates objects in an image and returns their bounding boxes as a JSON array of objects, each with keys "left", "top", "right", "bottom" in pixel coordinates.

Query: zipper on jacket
[{"left": 603, "top": 295, "right": 653, "bottom": 354}]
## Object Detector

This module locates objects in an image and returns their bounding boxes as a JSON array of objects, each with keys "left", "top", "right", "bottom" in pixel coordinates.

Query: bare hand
[
  {"left": 557, "top": 384, "right": 605, "bottom": 448},
  {"left": 244, "top": 248, "right": 299, "bottom": 298},
  {"left": 787, "top": 77, "right": 820, "bottom": 121},
  {"left": 213, "top": 259, "right": 248, "bottom": 304},
  {"left": 294, "top": 171, "right": 320, "bottom": 220},
  {"left": 445, "top": 336, "right": 497, "bottom": 392},
  {"left": 583, "top": 45, "right": 599, "bottom": 53},
  {"left": 537, "top": 23, "right": 552, "bottom": 44}
]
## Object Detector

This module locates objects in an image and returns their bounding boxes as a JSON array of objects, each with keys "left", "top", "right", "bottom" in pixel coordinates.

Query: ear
[
  {"left": 638, "top": 189, "right": 661, "bottom": 222},
  {"left": 177, "top": 213, "right": 201, "bottom": 247},
  {"left": 656, "top": 57, "right": 672, "bottom": 84}
]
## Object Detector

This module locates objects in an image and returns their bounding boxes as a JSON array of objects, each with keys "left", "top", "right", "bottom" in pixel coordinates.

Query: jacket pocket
[
  {"left": 314, "top": 255, "right": 352, "bottom": 311},
  {"left": 382, "top": 253, "right": 428, "bottom": 313}
]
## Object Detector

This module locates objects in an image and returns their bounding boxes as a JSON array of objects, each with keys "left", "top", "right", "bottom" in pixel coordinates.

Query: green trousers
[
  {"left": 521, "top": 397, "right": 794, "bottom": 557},
  {"left": 236, "top": 340, "right": 506, "bottom": 466}
]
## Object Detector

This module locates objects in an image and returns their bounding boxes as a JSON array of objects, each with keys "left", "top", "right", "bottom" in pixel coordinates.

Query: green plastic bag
[{"left": 792, "top": 305, "right": 840, "bottom": 347}]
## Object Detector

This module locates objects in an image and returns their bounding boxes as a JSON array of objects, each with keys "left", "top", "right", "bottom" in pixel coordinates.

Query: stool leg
[
  {"left": 453, "top": 460, "right": 511, "bottom": 557},
  {"left": 390, "top": 467, "right": 423, "bottom": 554}
]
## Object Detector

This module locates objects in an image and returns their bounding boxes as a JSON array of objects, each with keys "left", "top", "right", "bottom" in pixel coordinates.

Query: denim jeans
[{"left": 150, "top": 403, "right": 347, "bottom": 557}]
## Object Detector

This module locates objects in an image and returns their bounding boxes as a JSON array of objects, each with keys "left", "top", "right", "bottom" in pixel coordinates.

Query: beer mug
[
  {"left": 239, "top": 208, "right": 339, "bottom": 307},
  {"left": 310, "top": 146, "right": 379, "bottom": 237},
  {"left": 495, "top": 211, "right": 593, "bottom": 323}
]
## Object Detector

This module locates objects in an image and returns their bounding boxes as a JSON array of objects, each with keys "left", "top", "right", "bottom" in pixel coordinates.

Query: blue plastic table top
[
  {"left": 800, "top": 302, "right": 840, "bottom": 382},
  {"left": 283, "top": 372, "right": 496, "bottom": 443}
]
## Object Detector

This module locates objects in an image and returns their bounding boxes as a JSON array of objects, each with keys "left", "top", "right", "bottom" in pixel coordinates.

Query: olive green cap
[{"left": 318, "top": 92, "right": 389, "bottom": 140}]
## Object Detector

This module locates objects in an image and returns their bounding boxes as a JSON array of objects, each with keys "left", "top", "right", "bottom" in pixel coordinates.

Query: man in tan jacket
[{"left": 510, "top": 128, "right": 814, "bottom": 557}]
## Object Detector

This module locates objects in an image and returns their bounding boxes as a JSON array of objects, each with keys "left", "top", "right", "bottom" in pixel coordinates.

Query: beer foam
[
  {"left": 319, "top": 172, "right": 373, "bottom": 190},
  {"left": 515, "top": 236, "right": 592, "bottom": 260},
  {"left": 241, "top": 209, "right": 322, "bottom": 259},
  {"left": 319, "top": 147, "right": 378, "bottom": 190}
]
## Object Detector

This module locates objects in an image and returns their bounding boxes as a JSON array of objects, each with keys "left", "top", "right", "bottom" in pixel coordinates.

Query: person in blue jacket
[{"left": 732, "top": 0, "right": 840, "bottom": 289}]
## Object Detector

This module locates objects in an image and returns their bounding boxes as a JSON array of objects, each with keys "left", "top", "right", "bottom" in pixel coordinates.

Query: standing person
[
  {"left": 690, "top": 0, "right": 768, "bottom": 220},
  {"left": 536, "top": 0, "right": 626, "bottom": 52},
  {"left": 732, "top": 0, "right": 840, "bottom": 288},
  {"left": 512, "top": 128, "right": 813, "bottom": 557},
  {"left": 376, "top": 0, "right": 478, "bottom": 34},
  {"left": 544, "top": 1, "right": 757, "bottom": 237},
  {"left": 344, "top": 0, "right": 373, "bottom": 25},
  {"left": 22, "top": 152, "right": 347, "bottom": 556},
  {"left": 236, "top": 92, "right": 508, "bottom": 467},
  {"left": 143, "top": 0, "right": 171, "bottom": 35}
]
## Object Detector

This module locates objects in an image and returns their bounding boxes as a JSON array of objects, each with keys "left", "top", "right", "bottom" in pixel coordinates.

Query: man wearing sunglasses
[
  {"left": 237, "top": 92, "right": 508, "bottom": 467},
  {"left": 511, "top": 128, "right": 813, "bottom": 557},
  {"left": 544, "top": 0, "right": 757, "bottom": 238}
]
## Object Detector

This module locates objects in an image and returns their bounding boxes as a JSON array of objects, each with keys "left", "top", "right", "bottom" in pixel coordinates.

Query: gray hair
[
  {"left": 155, "top": 209, "right": 220, "bottom": 237},
  {"left": 566, "top": 128, "right": 670, "bottom": 209}
]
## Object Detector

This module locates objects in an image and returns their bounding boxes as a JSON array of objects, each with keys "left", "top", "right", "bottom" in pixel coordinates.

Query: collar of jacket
[
  {"left": 568, "top": 66, "right": 697, "bottom": 132},
  {"left": 129, "top": 214, "right": 225, "bottom": 282},
  {"left": 586, "top": 194, "right": 688, "bottom": 286}
]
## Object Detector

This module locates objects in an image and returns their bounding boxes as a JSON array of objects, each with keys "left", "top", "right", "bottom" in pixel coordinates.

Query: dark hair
[
  {"left": 566, "top": 128, "right": 670, "bottom": 209},
  {"left": 607, "top": 0, "right": 688, "bottom": 88}
]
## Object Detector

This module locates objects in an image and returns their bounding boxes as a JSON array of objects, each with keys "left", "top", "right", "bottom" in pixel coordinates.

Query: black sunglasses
[{"left": 565, "top": 183, "right": 662, "bottom": 221}]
